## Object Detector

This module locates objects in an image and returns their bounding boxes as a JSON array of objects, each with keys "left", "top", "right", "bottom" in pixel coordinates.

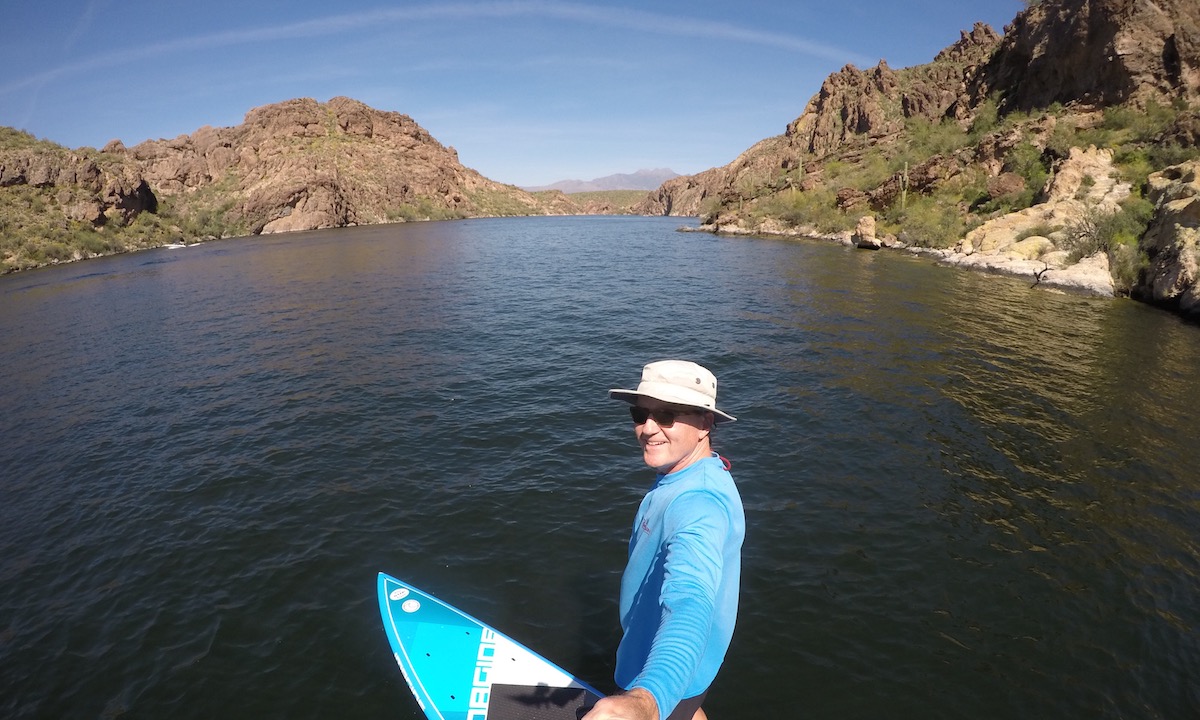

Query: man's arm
[{"left": 628, "top": 491, "right": 731, "bottom": 718}]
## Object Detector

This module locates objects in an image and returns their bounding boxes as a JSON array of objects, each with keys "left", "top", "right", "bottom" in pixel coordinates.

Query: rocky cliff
[
  {"left": 790, "top": 23, "right": 1002, "bottom": 159},
  {"left": 633, "top": 23, "right": 1005, "bottom": 218},
  {"left": 1136, "top": 159, "right": 1200, "bottom": 317},
  {"left": 972, "top": 0, "right": 1200, "bottom": 112},
  {"left": 639, "top": 0, "right": 1200, "bottom": 320},
  {"left": 0, "top": 145, "right": 156, "bottom": 226}
]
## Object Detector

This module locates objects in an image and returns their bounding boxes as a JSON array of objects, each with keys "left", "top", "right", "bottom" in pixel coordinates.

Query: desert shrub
[
  {"left": 822, "top": 160, "right": 849, "bottom": 184},
  {"left": 699, "top": 196, "right": 723, "bottom": 225},
  {"left": 1102, "top": 105, "right": 1142, "bottom": 133},
  {"left": 1063, "top": 195, "right": 1155, "bottom": 262},
  {"left": 388, "top": 198, "right": 467, "bottom": 222},
  {"left": 903, "top": 116, "right": 972, "bottom": 166},
  {"left": 1016, "top": 223, "right": 1062, "bottom": 241},
  {"left": 969, "top": 97, "right": 1000, "bottom": 139},
  {"left": 1109, "top": 243, "right": 1148, "bottom": 295},
  {"left": 892, "top": 195, "right": 971, "bottom": 249},
  {"left": 0, "top": 128, "right": 63, "bottom": 152},
  {"left": 42, "top": 241, "right": 74, "bottom": 262},
  {"left": 957, "top": 169, "right": 992, "bottom": 212},
  {"left": 963, "top": 141, "right": 1048, "bottom": 214},
  {"left": 1045, "top": 119, "right": 1082, "bottom": 160},
  {"left": 1147, "top": 142, "right": 1198, "bottom": 171},
  {"left": 759, "top": 188, "right": 851, "bottom": 232},
  {"left": 1102, "top": 99, "right": 1178, "bottom": 142},
  {"left": 852, "top": 154, "right": 892, "bottom": 191},
  {"left": 77, "top": 232, "right": 113, "bottom": 255},
  {"left": 1006, "top": 141, "right": 1049, "bottom": 194},
  {"left": 1113, "top": 146, "right": 1156, "bottom": 187}
]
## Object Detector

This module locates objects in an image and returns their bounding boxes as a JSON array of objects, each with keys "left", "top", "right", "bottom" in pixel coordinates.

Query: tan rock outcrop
[
  {"left": 853, "top": 215, "right": 881, "bottom": 249},
  {"left": 938, "top": 146, "right": 1133, "bottom": 296},
  {"left": 1136, "top": 160, "right": 1200, "bottom": 317}
]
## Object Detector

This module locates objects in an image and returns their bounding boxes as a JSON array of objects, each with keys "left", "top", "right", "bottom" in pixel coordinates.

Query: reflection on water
[{"left": 1, "top": 217, "right": 1198, "bottom": 720}]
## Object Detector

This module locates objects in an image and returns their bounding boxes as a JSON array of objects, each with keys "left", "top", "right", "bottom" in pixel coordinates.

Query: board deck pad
[{"left": 377, "top": 573, "right": 603, "bottom": 720}]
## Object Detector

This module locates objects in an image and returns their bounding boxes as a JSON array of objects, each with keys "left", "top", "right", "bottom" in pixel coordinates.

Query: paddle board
[{"left": 377, "top": 572, "right": 604, "bottom": 720}]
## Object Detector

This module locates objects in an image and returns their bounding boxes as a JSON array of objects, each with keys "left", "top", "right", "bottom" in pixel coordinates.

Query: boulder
[
  {"left": 987, "top": 172, "right": 1027, "bottom": 201},
  {"left": 1010, "top": 236, "right": 1054, "bottom": 260},
  {"left": 853, "top": 215, "right": 881, "bottom": 249}
]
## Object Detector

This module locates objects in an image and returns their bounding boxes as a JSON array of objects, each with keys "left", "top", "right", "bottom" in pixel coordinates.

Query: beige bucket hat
[{"left": 609, "top": 359, "right": 737, "bottom": 423}]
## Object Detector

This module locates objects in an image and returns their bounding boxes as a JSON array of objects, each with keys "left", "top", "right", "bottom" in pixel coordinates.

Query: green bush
[
  {"left": 1064, "top": 195, "right": 1155, "bottom": 262},
  {"left": 890, "top": 195, "right": 970, "bottom": 249},
  {"left": 1109, "top": 243, "right": 1148, "bottom": 295},
  {"left": 1006, "top": 141, "right": 1049, "bottom": 195},
  {"left": 1101, "top": 99, "right": 1178, "bottom": 142},
  {"left": 1113, "top": 147, "right": 1156, "bottom": 187},
  {"left": 969, "top": 97, "right": 1000, "bottom": 138},
  {"left": 1147, "top": 142, "right": 1198, "bottom": 171},
  {"left": 1016, "top": 223, "right": 1062, "bottom": 241},
  {"left": 756, "top": 188, "right": 852, "bottom": 232},
  {"left": 901, "top": 116, "right": 973, "bottom": 167},
  {"left": 43, "top": 241, "right": 74, "bottom": 262},
  {"left": 700, "top": 196, "right": 723, "bottom": 225},
  {"left": 76, "top": 230, "right": 121, "bottom": 255}
]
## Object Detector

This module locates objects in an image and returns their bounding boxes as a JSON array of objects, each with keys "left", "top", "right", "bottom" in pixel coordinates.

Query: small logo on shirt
[{"left": 640, "top": 518, "right": 652, "bottom": 535}]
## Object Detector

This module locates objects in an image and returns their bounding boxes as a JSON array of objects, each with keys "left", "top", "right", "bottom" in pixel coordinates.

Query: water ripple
[{"left": 1, "top": 218, "right": 1198, "bottom": 719}]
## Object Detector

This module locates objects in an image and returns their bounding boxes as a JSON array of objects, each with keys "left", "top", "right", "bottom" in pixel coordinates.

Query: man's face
[{"left": 631, "top": 398, "right": 712, "bottom": 474}]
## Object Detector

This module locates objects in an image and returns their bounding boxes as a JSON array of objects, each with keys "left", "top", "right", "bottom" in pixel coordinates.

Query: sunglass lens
[{"left": 629, "top": 406, "right": 675, "bottom": 426}]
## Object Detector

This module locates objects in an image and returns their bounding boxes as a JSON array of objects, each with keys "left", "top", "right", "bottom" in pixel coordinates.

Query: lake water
[{"left": 1, "top": 215, "right": 1198, "bottom": 719}]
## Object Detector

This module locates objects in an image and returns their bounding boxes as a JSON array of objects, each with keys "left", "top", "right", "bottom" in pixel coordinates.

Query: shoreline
[{"left": 680, "top": 221, "right": 1118, "bottom": 298}]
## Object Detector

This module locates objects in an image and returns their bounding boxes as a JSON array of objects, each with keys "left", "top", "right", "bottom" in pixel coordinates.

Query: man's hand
[{"left": 582, "top": 687, "right": 659, "bottom": 720}]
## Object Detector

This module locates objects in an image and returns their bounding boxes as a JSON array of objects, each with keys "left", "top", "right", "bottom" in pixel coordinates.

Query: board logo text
[{"left": 466, "top": 628, "right": 497, "bottom": 719}]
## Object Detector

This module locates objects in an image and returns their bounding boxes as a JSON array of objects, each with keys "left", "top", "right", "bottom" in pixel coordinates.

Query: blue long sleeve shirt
[{"left": 615, "top": 453, "right": 745, "bottom": 719}]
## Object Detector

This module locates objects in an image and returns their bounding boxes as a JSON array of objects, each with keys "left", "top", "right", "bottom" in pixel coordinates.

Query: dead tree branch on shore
[{"left": 1031, "top": 262, "right": 1051, "bottom": 288}]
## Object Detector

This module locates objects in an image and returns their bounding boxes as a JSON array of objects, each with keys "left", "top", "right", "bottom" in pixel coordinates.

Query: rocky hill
[
  {"left": 126, "top": 96, "right": 572, "bottom": 233},
  {"left": 637, "top": 0, "right": 1200, "bottom": 320},
  {"left": 1, "top": 97, "right": 588, "bottom": 272}
]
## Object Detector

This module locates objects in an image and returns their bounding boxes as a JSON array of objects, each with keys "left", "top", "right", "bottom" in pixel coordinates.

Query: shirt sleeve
[{"left": 629, "top": 489, "right": 731, "bottom": 718}]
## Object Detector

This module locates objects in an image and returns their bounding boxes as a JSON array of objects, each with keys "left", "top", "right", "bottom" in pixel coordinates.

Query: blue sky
[{"left": 1, "top": 1, "right": 1022, "bottom": 187}]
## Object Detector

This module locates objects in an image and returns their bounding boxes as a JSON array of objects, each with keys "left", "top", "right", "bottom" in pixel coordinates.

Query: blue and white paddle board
[{"left": 378, "top": 572, "right": 603, "bottom": 720}]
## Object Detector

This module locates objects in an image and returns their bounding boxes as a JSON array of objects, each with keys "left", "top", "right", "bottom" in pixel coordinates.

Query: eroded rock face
[
  {"left": 0, "top": 146, "right": 157, "bottom": 225},
  {"left": 1136, "top": 160, "right": 1200, "bottom": 317},
  {"left": 787, "top": 23, "right": 1001, "bottom": 159},
  {"left": 973, "top": 0, "right": 1200, "bottom": 111}
]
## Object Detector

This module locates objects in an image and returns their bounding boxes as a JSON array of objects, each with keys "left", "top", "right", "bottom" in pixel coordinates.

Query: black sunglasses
[{"left": 629, "top": 406, "right": 697, "bottom": 427}]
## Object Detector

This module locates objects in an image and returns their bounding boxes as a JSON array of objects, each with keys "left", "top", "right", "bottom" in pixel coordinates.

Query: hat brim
[{"left": 609, "top": 388, "right": 737, "bottom": 423}]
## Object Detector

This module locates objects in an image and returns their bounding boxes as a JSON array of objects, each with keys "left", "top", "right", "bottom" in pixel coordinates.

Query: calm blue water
[{"left": 1, "top": 216, "right": 1198, "bottom": 719}]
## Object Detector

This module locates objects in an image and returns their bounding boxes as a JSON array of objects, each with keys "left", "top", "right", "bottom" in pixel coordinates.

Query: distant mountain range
[{"left": 524, "top": 168, "right": 680, "bottom": 193}]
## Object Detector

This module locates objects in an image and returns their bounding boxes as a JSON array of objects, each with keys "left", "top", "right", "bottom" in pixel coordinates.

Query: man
[{"left": 584, "top": 360, "right": 745, "bottom": 720}]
